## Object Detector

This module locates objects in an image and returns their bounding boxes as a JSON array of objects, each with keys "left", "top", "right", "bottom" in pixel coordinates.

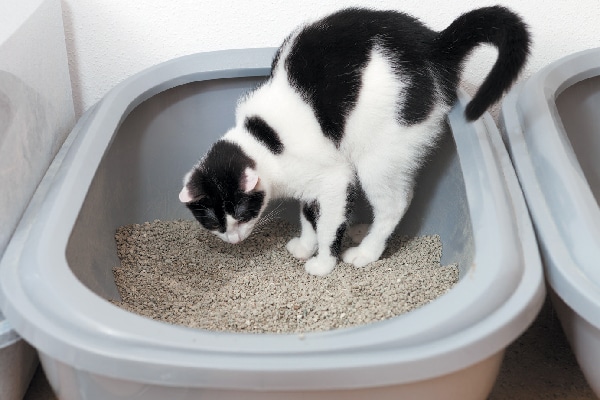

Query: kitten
[{"left": 179, "top": 6, "right": 529, "bottom": 275}]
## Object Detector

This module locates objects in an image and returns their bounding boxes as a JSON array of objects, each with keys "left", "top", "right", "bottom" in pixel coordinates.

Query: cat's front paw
[
  {"left": 286, "top": 237, "right": 316, "bottom": 260},
  {"left": 304, "top": 256, "right": 336, "bottom": 276},
  {"left": 342, "top": 246, "right": 380, "bottom": 268}
]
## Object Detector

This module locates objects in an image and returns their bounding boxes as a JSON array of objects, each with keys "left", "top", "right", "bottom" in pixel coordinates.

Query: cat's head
[{"left": 179, "top": 140, "right": 267, "bottom": 244}]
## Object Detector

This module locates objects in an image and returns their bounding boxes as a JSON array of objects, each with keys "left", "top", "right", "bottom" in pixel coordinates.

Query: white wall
[{"left": 61, "top": 0, "right": 599, "bottom": 118}]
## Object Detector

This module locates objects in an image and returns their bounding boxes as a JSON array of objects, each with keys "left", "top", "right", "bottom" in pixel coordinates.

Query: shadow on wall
[
  {"left": 0, "top": 81, "right": 11, "bottom": 138},
  {"left": 0, "top": 70, "right": 54, "bottom": 255},
  {"left": 59, "top": 0, "right": 83, "bottom": 118}
]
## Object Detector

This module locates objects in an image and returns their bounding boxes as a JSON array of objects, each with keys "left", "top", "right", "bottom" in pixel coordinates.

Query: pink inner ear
[
  {"left": 243, "top": 167, "right": 259, "bottom": 192},
  {"left": 179, "top": 187, "right": 193, "bottom": 203}
]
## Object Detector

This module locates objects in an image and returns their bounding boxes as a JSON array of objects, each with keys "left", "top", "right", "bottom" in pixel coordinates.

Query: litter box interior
[
  {"left": 66, "top": 76, "right": 474, "bottom": 302},
  {"left": 555, "top": 75, "right": 600, "bottom": 205}
]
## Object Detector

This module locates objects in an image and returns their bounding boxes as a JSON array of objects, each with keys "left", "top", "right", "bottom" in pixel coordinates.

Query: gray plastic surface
[
  {"left": 0, "top": 48, "right": 544, "bottom": 399},
  {"left": 500, "top": 47, "right": 600, "bottom": 396}
]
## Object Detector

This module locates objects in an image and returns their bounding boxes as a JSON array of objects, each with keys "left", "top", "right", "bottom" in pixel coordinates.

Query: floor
[{"left": 23, "top": 297, "right": 597, "bottom": 400}]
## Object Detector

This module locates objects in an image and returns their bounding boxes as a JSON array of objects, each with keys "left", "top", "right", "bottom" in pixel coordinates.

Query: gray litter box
[
  {"left": 501, "top": 47, "right": 600, "bottom": 397},
  {"left": 0, "top": 48, "right": 544, "bottom": 400}
]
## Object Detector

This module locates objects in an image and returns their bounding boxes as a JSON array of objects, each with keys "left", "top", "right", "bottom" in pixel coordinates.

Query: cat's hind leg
[
  {"left": 342, "top": 161, "right": 415, "bottom": 268},
  {"left": 286, "top": 201, "right": 318, "bottom": 260}
]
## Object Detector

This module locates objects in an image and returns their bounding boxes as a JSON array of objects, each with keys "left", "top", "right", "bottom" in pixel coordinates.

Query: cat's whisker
[
  {"left": 253, "top": 204, "right": 284, "bottom": 233},
  {"left": 255, "top": 210, "right": 282, "bottom": 231}
]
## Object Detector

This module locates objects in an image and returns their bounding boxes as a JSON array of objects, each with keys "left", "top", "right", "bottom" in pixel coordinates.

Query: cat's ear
[
  {"left": 179, "top": 186, "right": 204, "bottom": 203},
  {"left": 242, "top": 167, "right": 259, "bottom": 193},
  {"left": 179, "top": 186, "right": 194, "bottom": 203}
]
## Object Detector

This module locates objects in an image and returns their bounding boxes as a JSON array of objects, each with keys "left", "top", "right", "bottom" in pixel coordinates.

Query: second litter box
[{"left": 501, "top": 47, "right": 600, "bottom": 397}]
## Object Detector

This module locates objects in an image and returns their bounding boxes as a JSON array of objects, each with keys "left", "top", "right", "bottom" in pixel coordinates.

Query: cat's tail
[{"left": 434, "top": 6, "right": 530, "bottom": 121}]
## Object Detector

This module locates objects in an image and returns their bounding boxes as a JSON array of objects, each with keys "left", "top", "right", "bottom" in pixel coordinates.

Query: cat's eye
[
  {"left": 202, "top": 219, "right": 221, "bottom": 231},
  {"left": 197, "top": 207, "right": 221, "bottom": 230},
  {"left": 233, "top": 202, "right": 249, "bottom": 220},
  {"left": 238, "top": 215, "right": 253, "bottom": 223}
]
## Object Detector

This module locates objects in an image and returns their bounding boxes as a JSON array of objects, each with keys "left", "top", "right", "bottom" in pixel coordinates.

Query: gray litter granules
[{"left": 111, "top": 219, "right": 459, "bottom": 334}]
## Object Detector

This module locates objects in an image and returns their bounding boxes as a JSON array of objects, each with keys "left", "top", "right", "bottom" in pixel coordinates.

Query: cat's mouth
[
  {"left": 215, "top": 230, "right": 247, "bottom": 245},
  {"left": 214, "top": 220, "right": 256, "bottom": 245}
]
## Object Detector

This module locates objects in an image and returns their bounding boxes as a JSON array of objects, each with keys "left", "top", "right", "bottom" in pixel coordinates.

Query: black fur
[
  {"left": 302, "top": 201, "right": 320, "bottom": 231},
  {"left": 284, "top": 9, "right": 372, "bottom": 145},
  {"left": 329, "top": 184, "right": 357, "bottom": 257},
  {"left": 244, "top": 116, "right": 284, "bottom": 154},
  {"left": 278, "top": 6, "right": 529, "bottom": 147},
  {"left": 330, "top": 224, "right": 347, "bottom": 258},
  {"left": 433, "top": 6, "right": 530, "bottom": 120},
  {"left": 185, "top": 141, "right": 265, "bottom": 231}
]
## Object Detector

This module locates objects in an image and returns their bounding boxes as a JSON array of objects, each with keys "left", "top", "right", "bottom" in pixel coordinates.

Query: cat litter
[{"left": 111, "top": 219, "right": 459, "bottom": 333}]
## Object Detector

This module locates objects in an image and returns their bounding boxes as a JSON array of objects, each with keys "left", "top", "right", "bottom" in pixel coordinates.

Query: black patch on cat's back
[
  {"left": 282, "top": 8, "right": 437, "bottom": 145},
  {"left": 284, "top": 10, "right": 371, "bottom": 146},
  {"left": 244, "top": 116, "right": 284, "bottom": 154}
]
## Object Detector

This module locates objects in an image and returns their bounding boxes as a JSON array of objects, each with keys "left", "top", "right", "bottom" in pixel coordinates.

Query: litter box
[
  {"left": 0, "top": 48, "right": 544, "bottom": 400},
  {"left": 500, "top": 47, "right": 600, "bottom": 397}
]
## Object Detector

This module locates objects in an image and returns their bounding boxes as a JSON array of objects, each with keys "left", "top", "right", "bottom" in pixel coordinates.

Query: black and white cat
[{"left": 179, "top": 6, "right": 529, "bottom": 275}]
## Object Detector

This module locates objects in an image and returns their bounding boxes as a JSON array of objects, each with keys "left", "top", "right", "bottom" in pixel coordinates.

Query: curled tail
[{"left": 434, "top": 6, "right": 530, "bottom": 121}]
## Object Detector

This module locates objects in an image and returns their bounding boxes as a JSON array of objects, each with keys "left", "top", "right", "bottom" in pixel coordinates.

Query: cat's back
[
  {"left": 276, "top": 8, "right": 434, "bottom": 70},
  {"left": 271, "top": 8, "right": 438, "bottom": 146}
]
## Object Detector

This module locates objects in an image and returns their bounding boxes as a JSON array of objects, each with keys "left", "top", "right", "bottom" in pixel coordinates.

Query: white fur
[{"left": 214, "top": 215, "right": 256, "bottom": 244}]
